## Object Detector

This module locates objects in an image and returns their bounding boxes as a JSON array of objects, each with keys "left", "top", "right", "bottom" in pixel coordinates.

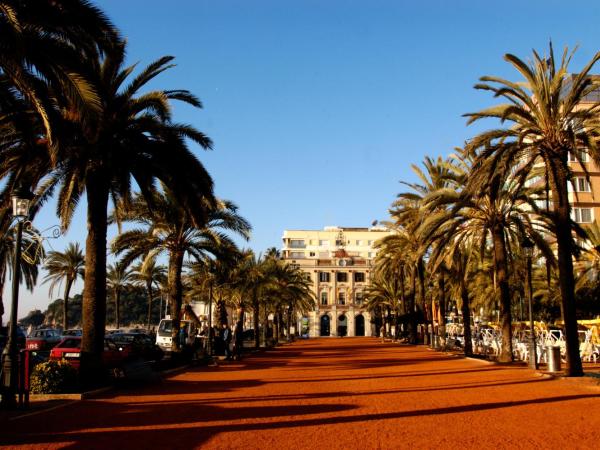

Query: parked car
[
  {"left": 26, "top": 328, "right": 62, "bottom": 351},
  {"left": 107, "top": 333, "right": 163, "bottom": 361},
  {"left": 62, "top": 329, "right": 82, "bottom": 337},
  {"left": 49, "top": 337, "right": 131, "bottom": 370}
]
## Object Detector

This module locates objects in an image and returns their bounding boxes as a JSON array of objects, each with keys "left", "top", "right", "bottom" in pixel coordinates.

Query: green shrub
[{"left": 30, "top": 360, "right": 78, "bottom": 394}]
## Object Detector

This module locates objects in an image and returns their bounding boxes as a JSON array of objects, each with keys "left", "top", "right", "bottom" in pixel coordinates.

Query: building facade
[{"left": 281, "top": 226, "right": 392, "bottom": 337}]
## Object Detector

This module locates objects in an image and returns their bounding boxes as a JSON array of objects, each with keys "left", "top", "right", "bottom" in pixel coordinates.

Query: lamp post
[
  {"left": 521, "top": 236, "right": 538, "bottom": 370},
  {"left": 1, "top": 184, "right": 34, "bottom": 409}
]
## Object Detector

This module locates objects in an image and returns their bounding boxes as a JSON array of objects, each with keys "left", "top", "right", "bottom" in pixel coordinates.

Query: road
[{"left": 2, "top": 338, "right": 599, "bottom": 449}]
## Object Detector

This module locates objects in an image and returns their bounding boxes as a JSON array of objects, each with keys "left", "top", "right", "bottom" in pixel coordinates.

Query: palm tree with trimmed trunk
[
  {"left": 112, "top": 193, "right": 250, "bottom": 352},
  {"left": 464, "top": 44, "right": 600, "bottom": 375},
  {"left": 43, "top": 242, "right": 84, "bottom": 330},
  {"left": 106, "top": 261, "right": 132, "bottom": 329},
  {"left": 131, "top": 259, "right": 166, "bottom": 331}
]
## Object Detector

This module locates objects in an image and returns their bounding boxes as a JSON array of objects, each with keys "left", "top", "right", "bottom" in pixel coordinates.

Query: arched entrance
[
  {"left": 355, "top": 314, "right": 365, "bottom": 336},
  {"left": 320, "top": 315, "right": 330, "bottom": 336},
  {"left": 337, "top": 314, "right": 348, "bottom": 337}
]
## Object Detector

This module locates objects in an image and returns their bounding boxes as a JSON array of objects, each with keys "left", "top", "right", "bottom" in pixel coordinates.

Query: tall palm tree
[
  {"left": 130, "top": 259, "right": 166, "bottom": 330},
  {"left": 106, "top": 262, "right": 132, "bottom": 329},
  {"left": 43, "top": 242, "right": 84, "bottom": 330},
  {"left": 233, "top": 250, "right": 271, "bottom": 349},
  {"left": 112, "top": 193, "right": 250, "bottom": 352},
  {"left": 0, "top": 44, "right": 217, "bottom": 382},
  {"left": 421, "top": 148, "right": 545, "bottom": 361},
  {"left": 464, "top": 44, "right": 600, "bottom": 375}
]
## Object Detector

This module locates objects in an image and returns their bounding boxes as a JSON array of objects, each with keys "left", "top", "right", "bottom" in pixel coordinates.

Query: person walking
[{"left": 221, "top": 323, "right": 232, "bottom": 360}]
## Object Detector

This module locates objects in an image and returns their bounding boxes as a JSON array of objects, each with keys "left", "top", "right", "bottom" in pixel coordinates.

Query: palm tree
[
  {"left": 43, "top": 242, "right": 84, "bottom": 330},
  {"left": 233, "top": 250, "right": 271, "bottom": 349},
  {"left": 421, "top": 148, "right": 544, "bottom": 361},
  {"left": 364, "top": 274, "right": 404, "bottom": 339},
  {"left": 464, "top": 44, "right": 600, "bottom": 375},
  {"left": 2, "top": 44, "right": 217, "bottom": 382},
  {"left": 130, "top": 259, "right": 166, "bottom": 330},
  {"left": 112, "top": 193, "right": 250, "bottom": 352},
  {"left": 106, "top": 262, "right": 132, "bottom": 329}
]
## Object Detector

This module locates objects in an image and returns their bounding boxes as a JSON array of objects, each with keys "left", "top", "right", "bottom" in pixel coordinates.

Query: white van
[{"left": 156, "top": 319, "right": 196, "bottom": 352}]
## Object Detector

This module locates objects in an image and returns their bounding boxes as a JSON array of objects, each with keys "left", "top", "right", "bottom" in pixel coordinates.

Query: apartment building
[
  {"left": 567, "top": 75, "right": 600, "bottom": 225},
  {"left": 281, "top": 226, "right": 393, "bottom": 337}
]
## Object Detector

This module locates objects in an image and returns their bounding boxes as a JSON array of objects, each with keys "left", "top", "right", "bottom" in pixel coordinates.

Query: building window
[
  {"left": 354, "top": 272, "right": 365, "bottom": 283},
  {"left": 290, "top": 251, "right": 305, "bottom": 259},
  {"left": 356, "top": 240, "right": 363, "bottom": 246},
  {"left": 368, "top": 252, "right": 375, "bottom": 258},
  {"left": 289, "top": 239, "right": 305, "bottom": 248},
  {"left": 572, "top": 207, "right": 593, "bottom": 223},
  {"left": 571, "top": 177, "right": 591, "bottom": 192},
  {"left": 367, "top": 240, "right": 373, "bottom": 246},
  {"left": 338, "top": 292, "right": 346, "bottom": 305},
  {"left": 320, "top": 291, "right": 328, "bottom": 306},
  {"left": 319, "top": 272, "right": 330, "bottom": 282},
  {"left": 569, "top": 150, "right": 589, "bottom": 162},
  {"left": 309, "top": 252, "right": 316, "bottom": 257},
  {"left": 304, "top": 273, "right": 312, "bottom": 282},
  {"left": 355, "top": 292, "right": 364, "bottom": 305},
  {"left": 319, "top": 240, "right": 329, "bottom": 246},
  {"left": 336, "top": 272, "right": 348, "bottom": 282}
]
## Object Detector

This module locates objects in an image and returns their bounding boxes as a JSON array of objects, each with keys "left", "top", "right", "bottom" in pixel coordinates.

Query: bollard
[{"left": 546, "top": 345, "right": 561, "bottom": 372}]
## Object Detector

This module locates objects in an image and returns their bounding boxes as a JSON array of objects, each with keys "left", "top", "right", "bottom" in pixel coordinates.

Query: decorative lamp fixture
[{"left": 11, "top": 184, "right": 34, "bottom": 218}]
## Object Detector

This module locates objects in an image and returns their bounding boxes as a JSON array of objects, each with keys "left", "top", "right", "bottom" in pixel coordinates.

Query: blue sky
[{"left": 8, "top": 0, "right": 600, "bottom": 317}]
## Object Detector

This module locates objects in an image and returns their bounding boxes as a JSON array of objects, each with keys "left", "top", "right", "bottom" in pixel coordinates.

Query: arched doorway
[
  {"left": 355, "top": 314, "right": 365, "bottom": 336},
  {"left": 320, "top": 315, "right": 330, "bottom": 336},
  {"left": 337, "top": 314, "right": 348, "bottom": 337}
]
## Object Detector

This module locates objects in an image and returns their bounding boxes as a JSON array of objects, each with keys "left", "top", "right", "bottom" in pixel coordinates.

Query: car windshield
[
  {"left": 111, "top": 334, "right": 135, "bottom": 343},
  {"left": 56, "top": 338, "right": 81, "bottom": 349},
  {"left": 158, "top": 320, "right": 173, "bottom": 333}
]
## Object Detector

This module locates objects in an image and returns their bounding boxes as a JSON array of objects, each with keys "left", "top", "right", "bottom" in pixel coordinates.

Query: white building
[{"left": 281, "top": 226, "right": 392, "bottom": 337}]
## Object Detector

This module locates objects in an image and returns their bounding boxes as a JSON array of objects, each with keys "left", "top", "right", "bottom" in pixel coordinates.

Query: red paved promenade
[{"left": 2, "top": 338, "right": 599, "bottom": 449}]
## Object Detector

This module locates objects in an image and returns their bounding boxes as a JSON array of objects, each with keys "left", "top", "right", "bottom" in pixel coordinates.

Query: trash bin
[{"left": 547, "top": 345, "right": 561, "bottom": 372}]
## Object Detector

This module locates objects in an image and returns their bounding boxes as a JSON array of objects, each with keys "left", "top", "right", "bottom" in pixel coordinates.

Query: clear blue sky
[{"left": 8, "top": 0, "right": 600, "bottom": 318}]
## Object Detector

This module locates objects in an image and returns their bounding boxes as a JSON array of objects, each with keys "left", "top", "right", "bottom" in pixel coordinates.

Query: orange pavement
[{"left": 2, "top": 338, "right": 600, "bottom": 449}]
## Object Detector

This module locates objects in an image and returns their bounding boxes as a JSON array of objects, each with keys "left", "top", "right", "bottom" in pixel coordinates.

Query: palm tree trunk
[
  {"left": 146, "top": 282, "right": 153, "bottom": 331},
  {"left": 168, "top": 249, "right": 185, "bottom": 353},
  {"left": 81, "top": 170, "right": 109, "bottom": 387},
  {"left": 115, "top": 288, "right": 121, "bottom": 329},
  {"left": 492, "top": 225, "right": 513, "bottom": 362},
  {"left": 409, "top": 266, "right": 417, "bottom": 344},
  {"left": 418, "top": 257, "right": 429, "bottom": 344},
  {"left": 438, "top": 271, "right": 446, "bottom": 346},
  {"left": 253, "top": 290, "right": 260, "bottom": 349},
  {"left": 549, "top": 156, "right": 583, "bottom": 376},
  {"left": 0, "top": 268, "right": 6, "bottom": 328},
  {"left": 460, "top": 277, "right": 473, "bottom": 357},
  {"left": 63, "top": 278, "right": 73, "bottom": 330}
]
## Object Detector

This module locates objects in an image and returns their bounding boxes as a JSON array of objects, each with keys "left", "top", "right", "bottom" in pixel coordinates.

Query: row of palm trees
[
  {"left": 0, "top": 0, "right": 309, "bottom": 385},
  {"left": 368, "top": 44, "right": 600, "bottom": 377}
]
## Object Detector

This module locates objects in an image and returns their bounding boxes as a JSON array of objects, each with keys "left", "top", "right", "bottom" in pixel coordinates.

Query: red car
[
  {"left": 26, "top": 328, "right": 62, "bottom": 351},
  {"left": 49, "top": 337, "right": 131, "bottom": 370}
]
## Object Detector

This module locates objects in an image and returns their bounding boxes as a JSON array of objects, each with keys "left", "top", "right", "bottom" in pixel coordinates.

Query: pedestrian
[
  {"left": 380, "top": 324, "right": 385, "bottom": 343},
  {"left": 221, "top": 323, "right": 232, "bottom": 360},
  {"left": 179, "top": 324, "right": 188, "bottom": 348}
]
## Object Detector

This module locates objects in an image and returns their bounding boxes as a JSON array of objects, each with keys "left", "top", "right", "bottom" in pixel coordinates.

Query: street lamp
[
  {"left": 1, "top": 184, "right": 34, "bottom": 409},
  {"left": 521, "top": 236, "right": 538, "bottom": 370}
]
